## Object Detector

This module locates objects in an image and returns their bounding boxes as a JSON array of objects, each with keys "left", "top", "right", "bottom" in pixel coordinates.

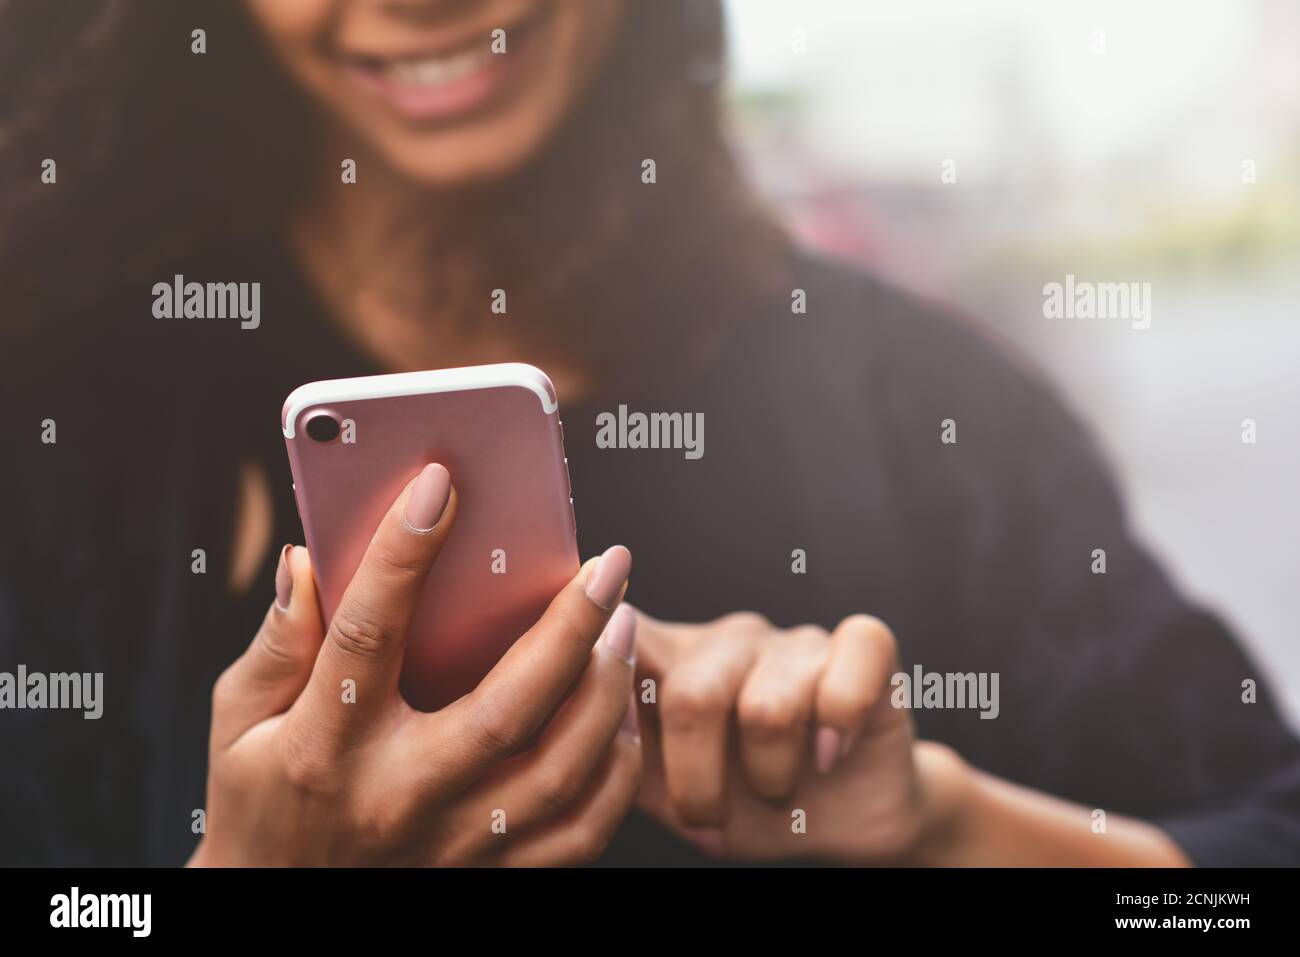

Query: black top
[{"left": 4, "top": 242, "right": 1298, "bottom": 866}]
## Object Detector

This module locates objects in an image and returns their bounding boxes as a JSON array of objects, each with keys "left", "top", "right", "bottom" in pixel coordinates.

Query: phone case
[{"left": 282, "top": 363, "right": 579, "bottom": 711}]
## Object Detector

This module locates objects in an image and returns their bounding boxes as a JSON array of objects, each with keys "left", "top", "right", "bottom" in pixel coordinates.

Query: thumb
[{"left": 210, "top": 544, "right": 325, "bottom": 749}]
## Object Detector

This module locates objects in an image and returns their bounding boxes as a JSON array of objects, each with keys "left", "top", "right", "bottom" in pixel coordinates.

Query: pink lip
[
  {"left": 347, "top": 51, "right": 517, "bottom": 123},
  {"left": 342, "top": 15, "right": 544, "bottom": 124}
]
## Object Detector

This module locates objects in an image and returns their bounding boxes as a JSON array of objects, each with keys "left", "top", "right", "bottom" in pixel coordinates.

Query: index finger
[{"left": 295, "top": 463, "right": 456, "bottom": 746}]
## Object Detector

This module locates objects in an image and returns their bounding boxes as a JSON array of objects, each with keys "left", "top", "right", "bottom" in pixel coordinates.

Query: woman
[{"left": 2, "top": 0, "right": 1297, "bottom": 866}]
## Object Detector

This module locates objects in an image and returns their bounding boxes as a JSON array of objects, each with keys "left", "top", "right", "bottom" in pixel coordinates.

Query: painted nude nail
[
  {"left": 600, "top": 604, "right": 637, "bottom": 664},
  {"left": 274, "top": 544, "right": 294, "bottom": 612},
  {"left": 815, "top": 726, "right": 843, "bottom": 774},
  {"left": 585, "top": 544, "right": 632, "bottom": 610},
  {"left": 404, "top": 463, "right": 451, "bottom": 532}
]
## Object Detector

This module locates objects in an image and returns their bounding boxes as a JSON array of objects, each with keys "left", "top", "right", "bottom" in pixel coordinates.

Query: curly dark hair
[{"left": 0, "top": 0, "right": 790, "bottom": 376}]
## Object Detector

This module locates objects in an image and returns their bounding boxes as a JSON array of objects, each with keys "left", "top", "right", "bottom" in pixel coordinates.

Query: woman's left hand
[{"left": 631, "top": 609, "right": 967, "bottom": 864}]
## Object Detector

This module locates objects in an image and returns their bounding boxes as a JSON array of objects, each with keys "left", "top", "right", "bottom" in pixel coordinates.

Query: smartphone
[{"left": 282, "top": 363, "right": 579, "bottom": 711}]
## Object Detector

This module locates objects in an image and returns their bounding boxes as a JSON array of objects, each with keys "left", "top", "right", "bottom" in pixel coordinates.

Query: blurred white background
[{"left": 723, "top": 0, "right": 1300, "bottom": 724}]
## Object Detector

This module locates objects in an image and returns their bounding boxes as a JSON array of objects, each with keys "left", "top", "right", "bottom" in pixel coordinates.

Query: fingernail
[
  {"left": 274, "top": 544, "right": 294, "bottom": 612},
  {"left": 600, "top": 604, "right": 637, "bottom": 664},
  {"left": 815, "top": 726, "right": 843, "bottom": 774},
  {"left": 404, "top": 463, "right": 451, "bottom": 532},
  {"left": 585, "top": 544, "right": 631, "bottom": 610},
  {"left": 619, "top": 697, "right": 641, "bottom": 742}
]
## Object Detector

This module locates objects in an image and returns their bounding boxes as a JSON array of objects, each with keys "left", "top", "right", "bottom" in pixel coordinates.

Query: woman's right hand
[{"left": 190, "top": 463, "right": 641, "bottom": 867}]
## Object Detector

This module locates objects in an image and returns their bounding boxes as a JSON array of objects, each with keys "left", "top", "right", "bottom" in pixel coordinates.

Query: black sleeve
[
  {"left": 1035, "top": 422, "right": 1300, "bottom": 866},
  {"left": 882, "top": 296, "right": 1300, "bottom": 866}
]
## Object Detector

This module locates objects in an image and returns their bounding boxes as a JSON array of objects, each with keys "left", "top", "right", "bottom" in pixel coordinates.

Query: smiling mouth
[
  {"left": 341, "top": 11, "right": 547, "bottom": 124},
  {"left": 383, "top": 45, "right": 494, "bottom": 87}
]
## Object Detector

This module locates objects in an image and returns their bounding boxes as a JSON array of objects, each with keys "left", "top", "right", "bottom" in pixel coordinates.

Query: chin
[
  {"left": 390, "top": 152, "right": 529, "bottom": 188},
  {"left": 367, "top": 124, "right": 544, "bottom": 188}
]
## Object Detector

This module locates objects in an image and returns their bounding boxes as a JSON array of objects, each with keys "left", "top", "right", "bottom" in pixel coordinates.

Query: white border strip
[{"left": 282, "top": 363, "right": 558, "bottom": 438}]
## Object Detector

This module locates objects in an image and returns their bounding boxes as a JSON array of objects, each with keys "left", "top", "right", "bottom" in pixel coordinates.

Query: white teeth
[{"left": 388, "top": 46, "right": 491, "bottom": 87}]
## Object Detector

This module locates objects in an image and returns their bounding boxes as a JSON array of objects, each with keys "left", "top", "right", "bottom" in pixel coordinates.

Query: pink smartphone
[{"left": 282, "top": 363, "right": 579, "bottom": 711}]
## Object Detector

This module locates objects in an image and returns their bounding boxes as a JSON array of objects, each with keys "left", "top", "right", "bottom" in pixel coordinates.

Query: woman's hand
[
  {"left": 632, "top": 610, "right": 966, "bottom": 864},
  {"left": 633, "top": 610, "right": 1192, "bottom": 867},
  {"left": 191, "top": 463, "right": 642, "bottom": 867}
]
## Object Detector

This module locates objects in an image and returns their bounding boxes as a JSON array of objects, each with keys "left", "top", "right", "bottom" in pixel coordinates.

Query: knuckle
[
  {"left": 839, "top": 614, "right": 901, "bottom": 677},
  {"left": 718, "top": 611, "right": 769, "bottom": 634},
  {"left": 279, "top": 727, "right": 334, "bottom": 794},
  {"left": 369, "top": 544, "right": 429, "bottom": 586},
  {"left": 533, "top": 762, "right": 585, "bottom": 818},
  {"left": 738, "top": 694, "right": 799, "bottom": 737},
  {"left": 661, "top": 676, "right": 728, "bottom": 729},
  {"left": 786, "top": 624, "right": 829, "bottom": 647},
  {"left": 468, "top": 695, "right": 529, "bottom": 757},
  {"left": 846, "top": 613, "right": 896, "bottom": 648},
  {"left": 327, "top": 604, "right": 390, "bottom": 662},
  {"left": 547, "top": 605, "right": 596, "bottom": 654},
  {"left": 349, "top": 797, "right": 409, "bottom": 854}
]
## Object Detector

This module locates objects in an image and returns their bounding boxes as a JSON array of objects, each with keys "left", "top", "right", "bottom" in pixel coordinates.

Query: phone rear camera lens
[{"left": 305, "top": 412, "right": 341, "bottom": 443}]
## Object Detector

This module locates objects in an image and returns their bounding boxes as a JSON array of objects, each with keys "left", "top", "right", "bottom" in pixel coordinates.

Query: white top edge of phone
[{"left": 281, "top": 362, "right": 559, "bottom": 438}]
